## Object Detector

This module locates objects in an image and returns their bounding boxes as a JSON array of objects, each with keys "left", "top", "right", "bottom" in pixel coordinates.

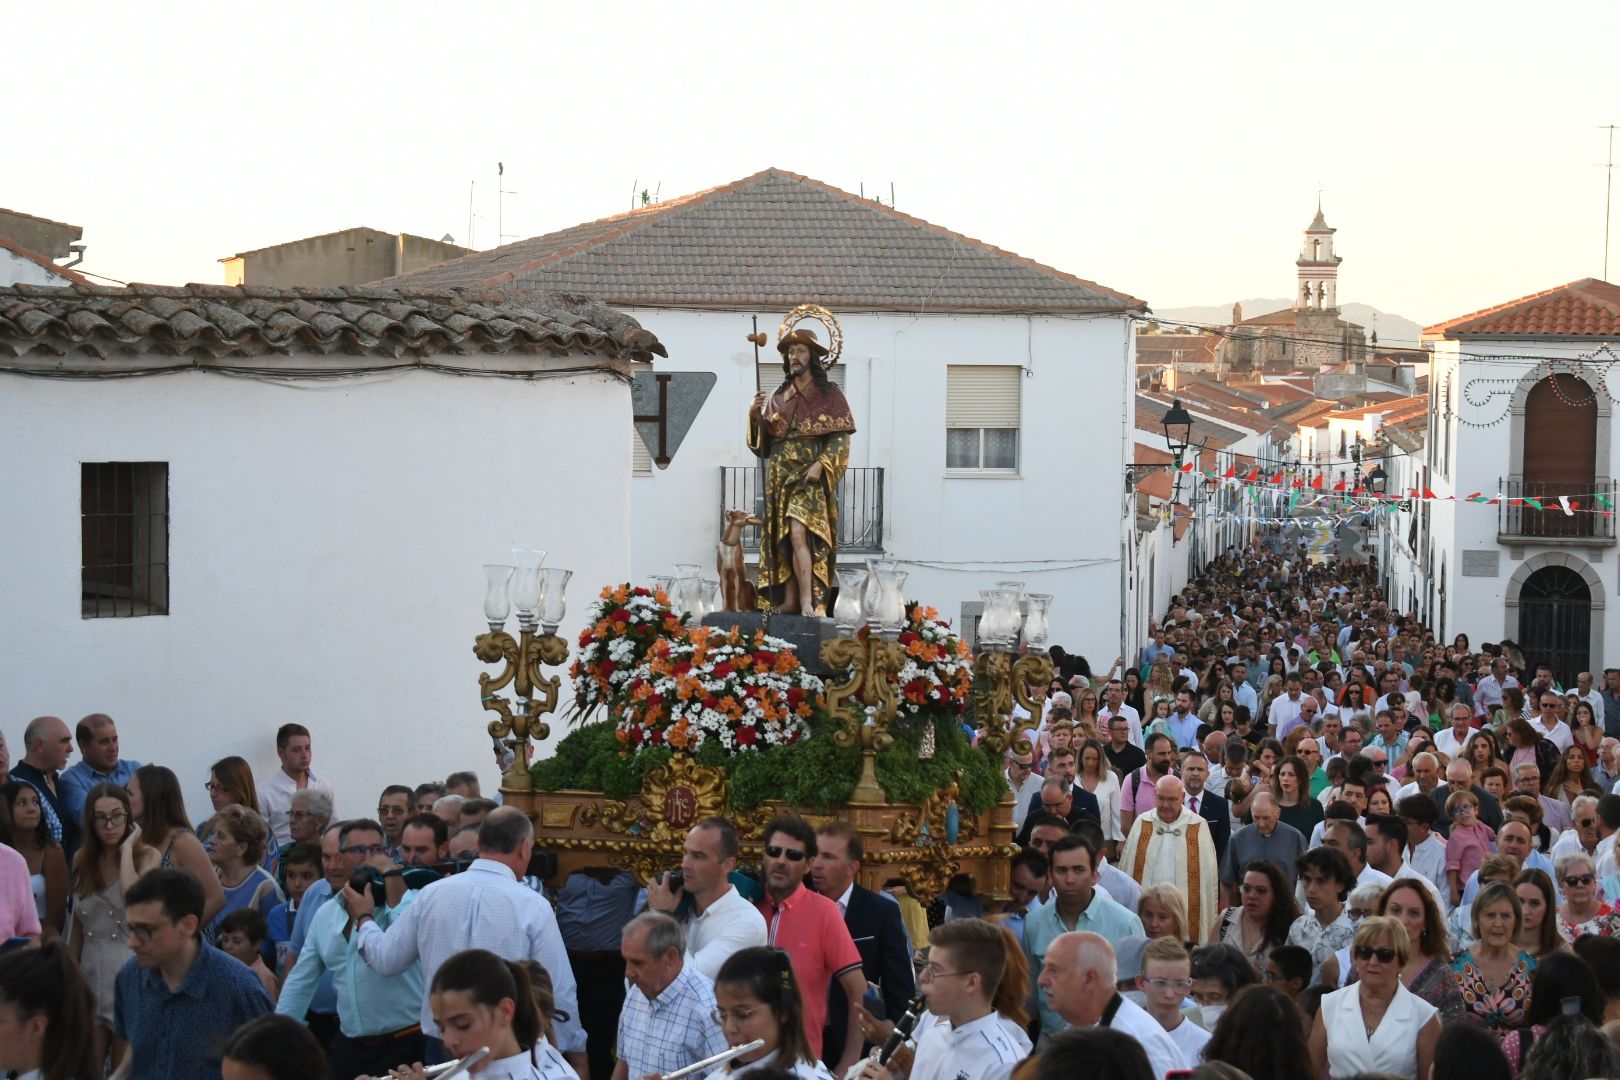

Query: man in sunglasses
[
  {"left": 755, "top": 814, "right": 867, "bottom": 1077},
  {"left": 1533, "top": 689, "right": 1576, "bottom": 753}
]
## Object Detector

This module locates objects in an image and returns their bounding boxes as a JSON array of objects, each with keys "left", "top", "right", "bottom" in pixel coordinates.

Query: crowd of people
[{"left": 5, "top": 540, "right": 1620, "bottom": 1080}]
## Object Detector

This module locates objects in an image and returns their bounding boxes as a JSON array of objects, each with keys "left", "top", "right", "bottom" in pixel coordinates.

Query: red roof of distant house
[{"left": 1425, "top": 278, "right": 1620, "bottom": 338}]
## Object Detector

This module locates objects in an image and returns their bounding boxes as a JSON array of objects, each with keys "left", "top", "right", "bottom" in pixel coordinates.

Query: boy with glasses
[
  {"left": 857, "top": 918, "right": 1026, "bottom": 1080},
  {"left": 1137, "top": 937, "right": 1210, "bottom": 1063}
]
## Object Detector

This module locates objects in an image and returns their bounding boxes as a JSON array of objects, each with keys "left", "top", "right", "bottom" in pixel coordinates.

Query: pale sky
[{"left": 9, "top": 1, "right": 1618, "bottom": 343}]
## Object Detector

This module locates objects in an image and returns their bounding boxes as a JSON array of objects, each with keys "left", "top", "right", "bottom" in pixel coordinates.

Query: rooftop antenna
[
  {"left": 629, "top": 179, "right": 638, "bottom": 212},
  {"left": 1601, "top": 125, "right": 1616, "bottom": 280},
  {"left": 498, "top": 163, "right": 520, "bottom": 246},
  {"left": 468, "top": 180, "right": 475, "bottom": 249}
]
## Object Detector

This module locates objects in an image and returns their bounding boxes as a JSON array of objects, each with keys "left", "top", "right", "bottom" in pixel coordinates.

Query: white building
[
  {"left": 1419, "top": 278, "right": 1620, "bottom": 682},
  {"left": 386, "top": 168, "right": 1149, "bottom": 663},
  {"left": 0, "top": 282, "right": 663, "bottom": 822},
  {"left": 0, "top": 234, "right": 87, "bottom": 287}
]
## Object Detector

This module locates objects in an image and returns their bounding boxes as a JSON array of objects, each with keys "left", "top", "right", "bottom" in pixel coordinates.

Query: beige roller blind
[{"left": 946, "top": 365, "right": 1021, "bottom": 428}]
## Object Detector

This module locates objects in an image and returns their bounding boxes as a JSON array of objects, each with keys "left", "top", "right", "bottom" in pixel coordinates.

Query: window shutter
[
  {"left": 946, "top": 366, "right": 1021, "bottom": 428},
  {"left": 632, "top": 427, "right": 652, "bottom": 474}
]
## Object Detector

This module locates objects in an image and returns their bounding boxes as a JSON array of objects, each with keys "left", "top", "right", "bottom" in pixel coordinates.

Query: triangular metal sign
[{"left": 632, "top": 371, "right": 716, "bottom": 469}]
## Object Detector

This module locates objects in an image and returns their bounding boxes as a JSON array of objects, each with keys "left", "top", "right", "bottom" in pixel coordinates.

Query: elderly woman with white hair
[{"left": 1555, "top": 850, "right": 1620, "bottom": 940}]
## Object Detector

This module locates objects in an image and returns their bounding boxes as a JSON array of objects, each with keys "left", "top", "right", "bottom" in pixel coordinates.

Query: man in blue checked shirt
[{"left": 278, "top": 818, "right": 427, "bottom": 1078}]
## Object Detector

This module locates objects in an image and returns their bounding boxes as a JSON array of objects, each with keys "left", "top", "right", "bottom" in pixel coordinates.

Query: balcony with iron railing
[
  {"left": 719, "top": 466, "right": 885, "bottom": 555},
  {"left": 1497, "top": 477, "right": 1617, "bottom": 546}
]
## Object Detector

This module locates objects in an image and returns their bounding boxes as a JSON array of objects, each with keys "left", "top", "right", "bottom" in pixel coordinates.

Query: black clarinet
[{"left": 876, "top": 995, "right": 928, "bottom": 1067}]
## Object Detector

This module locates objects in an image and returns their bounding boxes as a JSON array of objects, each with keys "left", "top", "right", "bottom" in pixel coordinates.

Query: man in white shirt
[
  {"left": 258, "top": 723, "right": 337, "bottom": 848},
  {"left": 1364, "top": 813, "right": 1448, "bottom": 914},
  {"left": 1432, "top": 703, "right": 1476, "bottom": 760},
  {"left": 1267, "top": 674, "right": 1305, "bottom": 736},
  {"left": 1532, "top": 689, "right": 1575, "bottom": 753},
  {"left": 1136, "top": 938, "right": 1210, "bottom": 1066},
  {"left": 856, "top": 918, "right": 1027, "bottom": 1080},
  {"left": 644, "top": 818, "right": 766, "bottom": 979},
  {"left": 1099, "top": 679, "right": 1144, "bottom": 749},
  {"left": 344, "top": 806, "right": 587, "bottom": 1072},
  {"left": 1395, "top": 753, "right": 1443, "bottom": 803},
  {"left": 1575, "top": 671, "right": 1606, "bottom": 726},
  {"left": 1006, "top": 750, "right": 1045, "bottom": 809},
  {"left": 1036, "top": 931, "right": 1184, "bottom": 1077},
  {"left": 1397, "top": 794, "right": 1448, "bottom": 896},
  {"left": 1323, "top": 820, "right": 1392, "bottom": 891},
  {"left": 1228, "top": 664, "right": 1259, "bottom": 716},
  {"left": 1474, "top": 657, "right": 1520, "bottom": 719}
]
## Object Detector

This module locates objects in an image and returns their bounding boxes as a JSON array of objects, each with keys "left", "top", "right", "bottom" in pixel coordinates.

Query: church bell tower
[{"left": 1295, "top": 199, "right": 1341, "bottom": 312}]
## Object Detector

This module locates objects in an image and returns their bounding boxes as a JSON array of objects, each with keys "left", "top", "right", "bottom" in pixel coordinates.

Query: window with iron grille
[{"left": 81, "top": 462, "right": 169, "bottom": 618}]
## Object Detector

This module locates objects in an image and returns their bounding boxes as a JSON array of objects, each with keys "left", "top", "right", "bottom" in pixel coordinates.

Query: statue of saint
[{"left": 747, "top": 328, "right": 855, "bottom": 616}]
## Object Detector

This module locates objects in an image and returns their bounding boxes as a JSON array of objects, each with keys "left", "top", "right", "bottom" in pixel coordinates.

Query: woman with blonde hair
[
  {"left": 1139, "top": 883, "right": 1192, "bottom": 945},
  {"left": 1309, "top": 916, "right": 1440, "bottom": 1079}
]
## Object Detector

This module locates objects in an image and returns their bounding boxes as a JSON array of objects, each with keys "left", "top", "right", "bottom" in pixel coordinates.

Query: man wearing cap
[{"left": 748, "top": 326, "right": 855, "bottom": 617}]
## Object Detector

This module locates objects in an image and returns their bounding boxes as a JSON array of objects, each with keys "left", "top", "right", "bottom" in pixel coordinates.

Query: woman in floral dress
[
  {"left": 1554, "top": 852, "right": 1620, "bottom": 941},
  {"left": 1451, "top": 882, "right": 1537, "bottom": 1032}
]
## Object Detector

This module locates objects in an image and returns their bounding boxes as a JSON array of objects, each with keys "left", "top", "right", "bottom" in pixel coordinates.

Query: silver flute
[
  {"left": 661, "top": 1038, "right": 766, "bottom": 1080},
  {"left": 374, "top": 1045, "right": 490, "bottom": 1079}
]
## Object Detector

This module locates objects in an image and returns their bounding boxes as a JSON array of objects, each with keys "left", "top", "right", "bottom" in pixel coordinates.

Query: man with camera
[
  {"left": 643, "top": 816, "right": 767, "bottom": 979},
  {"left": 277, "top": 817, "right": 427, "bottom": 1078}
]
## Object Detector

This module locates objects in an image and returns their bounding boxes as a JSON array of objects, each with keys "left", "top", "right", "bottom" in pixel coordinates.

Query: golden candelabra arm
[
  {"left": 1008, "top": 654, "right": 1055, "bottom": 757},
  {"left": 475, "top": 628, "right": 569, "bottom": 793},
  {"left": 971, "top": 651, "right": 1013, "bottom": 754},
  {"left": 821, "top": 632, "right": 906, "bottom": 802}
]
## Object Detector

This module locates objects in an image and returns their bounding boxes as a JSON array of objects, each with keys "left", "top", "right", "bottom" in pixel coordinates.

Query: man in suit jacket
[
  {"left": 1015, "top": 777, "right": 1102, "bottom": 848},
  {"left": 811, "top": 822, "right": 916, "bottom": 1068},
  {"left": 1181, "top": 750, "right": 1230, "bottom": 864}
]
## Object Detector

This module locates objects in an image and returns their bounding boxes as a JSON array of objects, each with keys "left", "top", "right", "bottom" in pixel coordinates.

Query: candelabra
[
  {"left": 476, "top": 549, "right": 573, "bottom": 794},
  {"left": 822, "top": 561, "right": 909, "bottom": 804},
  {"left": 971, "top": 584, "right": 1055, "bottom": 802}
]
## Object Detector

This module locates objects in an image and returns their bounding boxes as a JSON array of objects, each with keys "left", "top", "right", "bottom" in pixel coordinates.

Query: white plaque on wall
[{"left": 1461, "top": 549, "right": 1500, "bottom": 577}]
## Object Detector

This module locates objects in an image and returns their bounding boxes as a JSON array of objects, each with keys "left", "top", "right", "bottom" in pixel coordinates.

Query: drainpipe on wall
[{"left": 62, "top": 243, "right": 85, "bottom": 270}]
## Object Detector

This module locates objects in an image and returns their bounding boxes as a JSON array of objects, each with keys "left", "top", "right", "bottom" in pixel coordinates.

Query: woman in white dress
[
  {"left": 0, "top": 938, "right": 99, "bottom": 1080},
  {"left": 709, "top": 946, "right": 834, "bottom": 1079},
  {"left": 390, "top": 948, "right": 574, "bottom": 1079},
  {"left": 1075, "top": 739, "right": 1123, "bottom": 850},
  {"left": 1308, "top": 916, "right": 1440, "bottom": 1080}
]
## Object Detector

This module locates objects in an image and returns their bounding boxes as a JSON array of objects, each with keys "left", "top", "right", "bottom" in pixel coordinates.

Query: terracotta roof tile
[
  {"left": 382, "top": 168, "right": 1146, "bottom": 314},
  {"left": 1425, "top": 278, "right": 1620, "bottom": 338},
  {"left": 0, "top": 283, "right": 665, "bottom": 363},
  {"left": 0, "top": 236, "right": 92, "bottom": 286}
]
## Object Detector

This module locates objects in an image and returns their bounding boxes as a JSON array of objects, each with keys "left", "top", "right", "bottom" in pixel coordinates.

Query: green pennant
[
  {"left": 1599, "top": 494, "right": 1615, "bottom": 509},
  {"left": 1524, "top": 497, "right": 1544, "bottom": 510}
]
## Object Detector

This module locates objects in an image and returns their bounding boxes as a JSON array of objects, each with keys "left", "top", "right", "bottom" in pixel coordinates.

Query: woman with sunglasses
[
  {"left": 1554, "top": 851, "right": 1620, "bottom": 940},
  {"left": 1451, "top": 882, "right": 1538, "bottom": 1032},
  {"left": 67, "top": 781, "right": 158, "bottom": 1070},
  {"left": 710, "top": 946, "right": 833, "bottom": 1078},
  {"left": 1309, "top": 916, "right": 1439, "bottom": 1079}
]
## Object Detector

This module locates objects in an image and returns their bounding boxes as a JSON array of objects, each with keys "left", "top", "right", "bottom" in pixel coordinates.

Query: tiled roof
[
  {"left": 1135, "top": 395, "right": 1246, "bottom": 448},
  {"left": 1137, "top": 333, "right": 1217, "bottom": 366},
  {"left": 1239, "top": 307, "right": 1360, "bottom": 332},
  {"left": 222, "top": 226, "right": 472, "bottom": 261},
  {"left": 1424, "top": 278, "right": 1620, "bottom": 338},
  {"left": 1330, "top": 395, "right": 1425, "bottom": 422},
  {"left": 381, "top": 168, "right": 1147, "bottom": 314},
  {"left": 1239, "top": 381, "right": 1314, "bottom": 407},
  {"left": 0, "top": 236, "right": 91, "bottom": 286},
  {"left": 1177, "top": 380, "right": 1264, "bottom": 412},
  {"left": 0, "top": 283, "right": 665, "bottom": 363}
]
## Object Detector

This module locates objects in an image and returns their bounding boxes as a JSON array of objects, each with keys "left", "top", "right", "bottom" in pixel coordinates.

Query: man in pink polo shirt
[{"left": 756, "top": 815, "right": 867, "bottom": 1077}]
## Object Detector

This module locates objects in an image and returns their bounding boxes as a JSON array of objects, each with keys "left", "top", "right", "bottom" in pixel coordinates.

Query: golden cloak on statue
[{"left": 747, "top": 321, "right": 855, "bottom": 616}]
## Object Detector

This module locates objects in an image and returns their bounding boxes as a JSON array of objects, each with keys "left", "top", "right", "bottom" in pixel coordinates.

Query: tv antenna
[
  {"left": 498, "top": 163, "right": 520, "bottom": 246},
  {"left": 1601, "top": 125, "right": 1616, "bottom": 280}
]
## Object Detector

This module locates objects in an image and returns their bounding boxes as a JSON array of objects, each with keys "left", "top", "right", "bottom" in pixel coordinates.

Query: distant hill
[{"left": 1153, "top": 299, "right": 1425, "bottom": 349}]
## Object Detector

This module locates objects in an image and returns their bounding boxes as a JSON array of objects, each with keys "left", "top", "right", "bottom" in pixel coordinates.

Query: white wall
[
  {"left": 626, "top": 308, "right": 1134, "bottom": 666},
  {"left": 1425, "top": 339, "right": 1616, "bottom": 660},
  {"left": 0, "top": 366, "right": 631, "bottom": 824},
  {"left": 0, "top": 247, "right": 75, "bottom": 287}
]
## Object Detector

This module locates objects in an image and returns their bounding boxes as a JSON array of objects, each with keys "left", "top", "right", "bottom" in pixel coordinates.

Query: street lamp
[
  {"left": 1162, "top": 400, "right": 1194, "bottom": 467},
  {"left": 476, "top": 548, "right": 574, "bottom": 793}
]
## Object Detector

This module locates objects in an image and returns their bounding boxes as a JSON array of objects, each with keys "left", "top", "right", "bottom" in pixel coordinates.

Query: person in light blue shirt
[
  {"left": 278, "top": 819, "right": 427, "bottom": 1079},
  {"left": 285, "top": 825, "right": 343, "bottom": 1036},
  {"left": 1022, "top": 832, "right": 1144, "bottom": 1038},
  {"left": 58, "top": 714, "right": 140, "bottom": 829},
  {"left": 1167, "top": 690, "right": 1202, "bottom": 751}
]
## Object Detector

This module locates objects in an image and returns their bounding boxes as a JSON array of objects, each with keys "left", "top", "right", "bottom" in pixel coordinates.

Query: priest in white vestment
[{"left": 1118, "top": 773, "right": 1219, "bottom": 942}]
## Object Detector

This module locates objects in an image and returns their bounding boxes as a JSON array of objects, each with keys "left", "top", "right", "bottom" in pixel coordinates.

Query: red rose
[
  {"left": 736, "top": 726, "right": 757, "bottom": 747},
  {"left": 898, "top": 632, "right": 920, "bottom": 646},
  {"left": 712, "top": 663, "right": 733, "bottom": 679}
]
